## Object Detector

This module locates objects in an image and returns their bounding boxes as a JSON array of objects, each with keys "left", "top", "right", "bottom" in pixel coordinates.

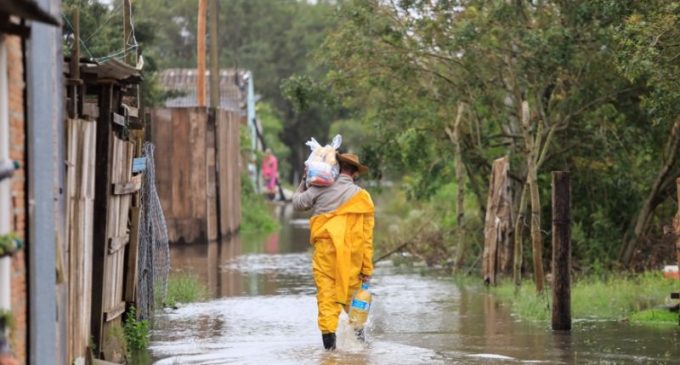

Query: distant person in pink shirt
[{"left": 262, "top": 149, "right": 279, "bottom": 200}]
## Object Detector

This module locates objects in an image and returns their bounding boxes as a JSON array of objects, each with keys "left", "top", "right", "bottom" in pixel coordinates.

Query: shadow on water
[{"left": 149, "top": 203, "right": 680, "bottom": 364}]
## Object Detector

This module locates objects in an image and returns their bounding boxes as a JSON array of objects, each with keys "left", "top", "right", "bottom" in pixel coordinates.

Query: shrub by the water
[{"left": 241, "top": 173, "right": 279, "bottom": 235}]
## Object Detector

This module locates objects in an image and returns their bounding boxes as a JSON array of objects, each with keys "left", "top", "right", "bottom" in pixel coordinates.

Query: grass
[
  {"left": 629, "top": 309, "right": 678, "bottom": 324},
  {"left": 490, "top": 272, "right": 679, "bottom": 323},
  {"left": 240, "top": 173, "right": 279, "bottom": 235},
  {"left": 164, "top": 273, "right": 209, "bottom": 308}
]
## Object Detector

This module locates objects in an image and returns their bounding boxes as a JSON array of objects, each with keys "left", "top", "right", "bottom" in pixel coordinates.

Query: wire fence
[{"left": 137, "top": 142, "right": 170, "bottom": 320}]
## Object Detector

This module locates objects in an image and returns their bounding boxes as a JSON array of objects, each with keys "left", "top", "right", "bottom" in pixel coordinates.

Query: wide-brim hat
[{"left": 337, "top": 153, "right": 369, "bottom": 175}]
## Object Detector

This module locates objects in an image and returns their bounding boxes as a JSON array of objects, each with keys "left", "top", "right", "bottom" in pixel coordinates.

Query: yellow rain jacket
[{"left": 309, "top": 189, "right": 375, "bottom": 333}]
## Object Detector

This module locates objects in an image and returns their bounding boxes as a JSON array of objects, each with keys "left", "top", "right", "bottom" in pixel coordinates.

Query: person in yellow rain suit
[{"left": 292, "top": 153, "right": 374, "bottom": 350}]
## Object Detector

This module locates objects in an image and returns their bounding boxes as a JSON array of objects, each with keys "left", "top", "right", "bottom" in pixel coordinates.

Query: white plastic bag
[{"left": 305, "top": 134, "right": 342, "bottom": 187}]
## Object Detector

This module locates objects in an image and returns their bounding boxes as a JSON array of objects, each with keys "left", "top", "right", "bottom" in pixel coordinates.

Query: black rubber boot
[
  {"left": 322, "top": 333, "right": 336, "bottom": 350},
  {"left": 355, "top": 328, "right": 365, "bottom": 342}
]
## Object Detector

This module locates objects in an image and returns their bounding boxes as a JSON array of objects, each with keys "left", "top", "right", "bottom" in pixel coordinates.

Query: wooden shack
[{"left": 64, "top": 57, "right": 145, "bottom": 362}]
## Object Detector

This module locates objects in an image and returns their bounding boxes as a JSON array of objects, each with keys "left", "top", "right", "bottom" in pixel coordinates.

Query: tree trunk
[
  {"left": 520, "top": 100, "right": 545, "bottom": 293},
  {"left": 513, "top": 182, "right": 528, "bottom": 287},
  {"left": 620, "top": 117, "right": 680, "bottom": 267},
  {"left": 453, "top": 103, "right": 466, "bottom": 270},
  {"left": 482, "top": 156, "right": 512, "bottom": 285}
]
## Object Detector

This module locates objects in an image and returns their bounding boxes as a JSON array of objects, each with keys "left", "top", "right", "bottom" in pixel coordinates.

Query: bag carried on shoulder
[{"left": 305, "top": 134, "right": 342, "bottom": 187}]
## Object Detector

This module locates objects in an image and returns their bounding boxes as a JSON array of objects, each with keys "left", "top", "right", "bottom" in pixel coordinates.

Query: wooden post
[
  {"left": 197, "top": 0, "right": 207, "bottom": 107},
  {"left": 124, "top": 130, "right": 144, "bottom": 304},
  {"left": 551, "top": 171, "right": 571, "bottom": 331},
  {"left": 71, "top": 8, "right": 80, "bottom": 80},
  {"left": 209, "top": 0, "right": 220, "bottom": 109},
  {"left": 481, "top": 156, "right": 512, "bottom": 285},
  {"left": 91, "top": 84, "right": 114, "bottom": 356},
  {"left": 123, "top": 0, "right": 133, "bottom": 65}
]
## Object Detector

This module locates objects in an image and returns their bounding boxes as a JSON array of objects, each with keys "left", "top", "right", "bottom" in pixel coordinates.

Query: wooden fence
[
  {"left": 65, "top": 117, "right": 96, "bottom": 361},
  {"left": 151, "top": 107, "right": 241, "bottom": 246}
]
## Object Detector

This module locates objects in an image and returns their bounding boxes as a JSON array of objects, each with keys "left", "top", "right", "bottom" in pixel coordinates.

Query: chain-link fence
[{"left": 137, "top": 142, "right": 170, "bottom": 320}]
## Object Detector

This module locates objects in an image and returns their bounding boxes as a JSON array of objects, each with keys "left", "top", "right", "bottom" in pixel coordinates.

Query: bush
[
  {"left": 240, "top": 173, "right": 279, "bottom": 235},
  {"left": 123, "top": 306, "right": 150, "bottom": 351}
]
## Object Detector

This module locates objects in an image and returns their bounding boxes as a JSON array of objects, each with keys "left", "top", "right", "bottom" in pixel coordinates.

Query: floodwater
[{"left": 150, "top": 204, "right": 680, "bottom": 364}]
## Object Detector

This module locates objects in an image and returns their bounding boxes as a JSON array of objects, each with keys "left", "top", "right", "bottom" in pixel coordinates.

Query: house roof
[
  {"left": 157, "top": 68, "right": 247, "bottom": 111},
  {"left": 0, "top": 0, "right": 60, "bottom": 26},
  {"left": 80, "top": 58, "right": 143, "bottom": 83}
]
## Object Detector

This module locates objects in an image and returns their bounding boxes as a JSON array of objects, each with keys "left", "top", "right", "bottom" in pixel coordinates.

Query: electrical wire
[
  {"left": 61, "top": 14, "right": 94, "bottom": 58},
  {"left": 126, "top": 0, "right": 139, "bottom": 49},
  {"left": 96, "top": 44, "right": 138, "bottom": 63},
  {"left": 82, "top": 0, "right": 124, "bottom": 44}
]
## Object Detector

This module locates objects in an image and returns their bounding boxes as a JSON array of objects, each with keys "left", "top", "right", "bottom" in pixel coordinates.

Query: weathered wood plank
[
  {"left": 122, "top": 103, "right": 138, "bottom": 118},
  {"left": 91, "top": 84, "right": 114, "bottom": 355},
  {"left": 125, "top": 130, "right": 144, "bottom": 302},
  {"left": 232, "top": 115, "right": 242, "bottom": 231},
  {"left": 108, "top": 235, "right": 130, "bottom": 254},
  {"left": 207, "top": 110, "right": 218, "bottom": 241},
  {"left": 103, "top": 301, "right": 126, "bottom": 322},
  {"left": 82, "top": 102, "right": 99, "bottom": 119},
  {"left": 112, "top": 112, "right": 125, "bottom": 127},
  {"left": 112, "top": 174, "right": 142, "bottom": 195}
]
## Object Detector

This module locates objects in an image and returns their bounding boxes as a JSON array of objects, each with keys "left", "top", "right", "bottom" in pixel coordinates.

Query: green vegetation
[
  {"left": 372, "top": 183, "right": 483, "bottom": 267},
  {"left": 0, "top": 309, "right": 14, "bottom": 332},
  {"left": 240, "top": 173, "right": 279, "bottom": 235},
  {"left": 123, "top": 306, "right": 150, "bottom": 352},
  {"left": 630, "top": 309, "right": 678, "bottom": 324},
  {"left": 165, "top": 273, "right": 209, "bottom": 308},
  {"left": 312, "top": 0, "right": 680, "bottom": 274},
  {"left": 64, "top": 0, "right": 680, "bottom": 280},
  {"left": 491, "top": 273, "right": 678, "bottom": 323},
  {"left": 0, "top": 232, "right": 22, "bottom": 257}
]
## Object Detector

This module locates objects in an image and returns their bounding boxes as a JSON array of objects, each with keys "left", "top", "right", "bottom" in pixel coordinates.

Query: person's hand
[{"left": 359, "top": 274, "right": 371, "bottom": 283}]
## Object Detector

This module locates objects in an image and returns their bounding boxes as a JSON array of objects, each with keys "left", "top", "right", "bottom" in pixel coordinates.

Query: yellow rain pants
[{"left": 309, "top": 190, "right": 375, "bottom": 334}]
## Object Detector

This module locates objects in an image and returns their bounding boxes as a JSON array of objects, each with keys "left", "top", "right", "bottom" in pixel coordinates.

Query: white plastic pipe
[{"left": 0, "top": 38, "right": 12, "bottom": 311}]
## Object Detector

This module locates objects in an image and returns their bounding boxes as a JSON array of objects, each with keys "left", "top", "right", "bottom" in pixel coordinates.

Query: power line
[
  {"left": 96, "top": 44, "right": 138, "bottom": 63},
  {"left": 82, "top": 0, "right": 124, "bottom": 44},
  {"left": 61, "top": 14, "right": 94, "bottom": 58}
]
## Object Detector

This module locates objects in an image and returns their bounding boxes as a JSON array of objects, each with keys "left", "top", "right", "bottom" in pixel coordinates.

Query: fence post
[{"left": 552, "top": 171, "right": 571, "bottom": 331}]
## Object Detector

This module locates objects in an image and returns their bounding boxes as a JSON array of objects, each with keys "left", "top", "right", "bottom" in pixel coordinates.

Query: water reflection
[{"left": 169, "top": 204, "right": 312, "bottom": 298}]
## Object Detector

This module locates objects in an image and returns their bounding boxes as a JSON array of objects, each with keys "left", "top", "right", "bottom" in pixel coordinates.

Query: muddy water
[{"left": 151, "top": 204, "right": 680, "bottom": 364}]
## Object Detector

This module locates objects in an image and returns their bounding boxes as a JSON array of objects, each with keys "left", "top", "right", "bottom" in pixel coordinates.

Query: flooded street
[{"left": 150, "top": 205, "right": 680, "bottom": 364}]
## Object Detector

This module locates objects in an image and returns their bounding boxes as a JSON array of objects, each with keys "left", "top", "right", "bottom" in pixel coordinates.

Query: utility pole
[
  {"left": 123, "top": 0, "right": 133, "bottom": 65},
  {"left": 209, "top": 0, "right": 220, "bottom": 109},
  {"left": 197, "top": 0, "right": 207, "bottom": 107}
]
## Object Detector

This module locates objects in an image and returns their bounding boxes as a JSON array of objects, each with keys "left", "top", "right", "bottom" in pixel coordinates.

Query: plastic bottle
[{"left": 348, "top": 283, "right": 371, "bottom": 328}]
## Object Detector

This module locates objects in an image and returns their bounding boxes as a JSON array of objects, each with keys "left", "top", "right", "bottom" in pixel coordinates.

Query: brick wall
[{"left": 6, "top": 34, "right": 27, "bottom": 365}]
